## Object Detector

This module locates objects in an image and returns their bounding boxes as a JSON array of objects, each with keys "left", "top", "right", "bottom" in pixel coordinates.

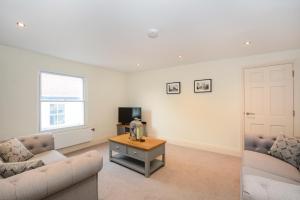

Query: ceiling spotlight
[
  {"left": 245, "top": 41, "right": 251, "bottom": 46},
  {"left": 137, "top": 63, "right": 141, "bottom": 67},
  {"left": 147, "top": 28, "right": 159, "bottom": 39},
  {"left": 16, "top": 21, "right": 26, "bottom": 29},
  {"left": 178, "top": 55, "right": 183, "bottom": 59}
]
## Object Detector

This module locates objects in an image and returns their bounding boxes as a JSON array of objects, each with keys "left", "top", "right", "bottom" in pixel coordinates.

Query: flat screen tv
[{"left": 118, "top": 107, "right": 141, "bottom": 124}]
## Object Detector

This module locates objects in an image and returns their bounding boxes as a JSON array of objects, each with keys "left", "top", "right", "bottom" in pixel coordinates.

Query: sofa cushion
[
  {"left": 243, "top": 166, "right": 300, "bottom": 185},
  {"left": 243, "top": 174, "right": 300, "bottom": 200},
  {"left": 243, "top": 150, "right": 300, "bottom": 182},
  {"left": 0, "top": 160, "right": 44, "bottom": 178},
  {"left": 0, "top": 138, "right": 34, "bottom": 162},
  {"left": 29, "top": 150, "right": 66, "bottom": 164},
  {"left": 270, "top": 135, "right": 300, "bottom": 169}
]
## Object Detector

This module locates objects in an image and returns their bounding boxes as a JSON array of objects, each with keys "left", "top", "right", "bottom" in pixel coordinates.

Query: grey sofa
[
  {"left": 241, "top": 134, "right": 300, "bottom": 200},
  {"left": 0, "top": 133, "right": 103, "bottom": 200}
]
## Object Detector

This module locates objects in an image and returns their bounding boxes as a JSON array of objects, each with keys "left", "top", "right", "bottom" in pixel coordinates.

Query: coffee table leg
[
  {"left": 162, "top": 153, "right": 165, "bottom": 166},
  {"left": 109, "top": 144, "right": 112, "bottom": 161},
  {"left": 145, "top": 160, "right": 150, "bottom": 177},
  {"left": 145, "top": 153, "right": 150, "bottom": 177}
]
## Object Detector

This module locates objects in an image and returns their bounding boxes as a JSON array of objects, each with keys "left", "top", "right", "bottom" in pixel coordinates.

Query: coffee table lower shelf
[{"left": 111, "top": 154, "right": 164, "bottom": 176}]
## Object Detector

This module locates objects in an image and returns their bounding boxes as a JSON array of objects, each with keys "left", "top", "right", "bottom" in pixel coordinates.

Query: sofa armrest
[
  {"left": 244, "top": 134, "right": 277, "bottom": 154},
  {"left": 0, "top": 150, "right": 103, "bottom": 200},
  {"left": 18, "top": 133, "right": 55, "bottom": 155}
]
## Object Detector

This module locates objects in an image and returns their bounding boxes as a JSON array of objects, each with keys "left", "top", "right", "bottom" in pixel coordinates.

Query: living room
[{"left": 0, "top": 1, "right": 300, "bottom": 200}]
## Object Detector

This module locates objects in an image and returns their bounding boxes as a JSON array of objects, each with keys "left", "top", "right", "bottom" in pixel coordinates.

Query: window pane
[
  {"left": 57, "top": 104, "right": 64, "bottom": 114},
  {"left": 50, "top": 115, "right": 57, "bottom": 125},
  {"left": 57, "top": 114, "right": 65, "bottom": 124},
  {"left": 41, "top": 102, "right": 84, "bottom": 131},
  {"left": 41, "top": 73, "right": 83, "bottom": 101},
  {"left": 50, "top": 104, "right": 57, "bottom": 114}
]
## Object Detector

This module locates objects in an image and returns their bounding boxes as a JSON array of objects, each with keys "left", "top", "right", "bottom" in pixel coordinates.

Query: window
[{"left": 40, "top": 72, "right": 84, "bottom": 131}]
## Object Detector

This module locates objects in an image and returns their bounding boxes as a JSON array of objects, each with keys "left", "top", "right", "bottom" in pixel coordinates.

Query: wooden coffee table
[{"left": 109, "top": 134, "right": 166, "bottom": 177}]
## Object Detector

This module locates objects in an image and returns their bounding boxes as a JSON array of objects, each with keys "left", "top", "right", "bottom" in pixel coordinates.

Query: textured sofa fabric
[
  {"left": 242, "top": 134, "right": 300, "bottom": 200},
  {"left": 43, "top": 175, "right": 99, "bottom": 200},
  {"left": 29, "top": 150, "right": 66, "bottom": 165},
  {"left": 18, "top": 134, "right": 55, "bottom": 155},
  {"left": 242, "top": 166, "right": 300, "bottom": 185},
  {"left": 244, "top": 134, "right": 276, "bottom": 154},
  {"left": 243, "top": 150, "right": 300, "bottom": 182},
  {"left": 243, "top": 174, "right": 300, "bottom": 200},
  {"left": 0, "top": 133, "right": 103, "bottom": 200},
  {"left": 0, "top": 150, "right": 102, "bottom": 200}
]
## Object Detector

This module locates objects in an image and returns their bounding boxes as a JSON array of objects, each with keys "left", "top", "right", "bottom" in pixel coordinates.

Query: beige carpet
[{"left": 68, "top": 143, "right": 241, "bottom": 200}]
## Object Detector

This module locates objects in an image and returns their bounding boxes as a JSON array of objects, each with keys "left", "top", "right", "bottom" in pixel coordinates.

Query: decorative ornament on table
[{"left": 129, "top": 118, "right": 144, "bottom": 141}]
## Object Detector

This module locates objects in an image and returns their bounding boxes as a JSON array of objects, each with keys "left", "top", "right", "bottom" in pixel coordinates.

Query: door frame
[{"left": 241, "top": 62, "right": 295, "bottom": 151}]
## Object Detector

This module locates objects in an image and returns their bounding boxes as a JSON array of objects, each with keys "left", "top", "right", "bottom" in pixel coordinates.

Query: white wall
[
  {"left": 0, "top": 45, "right": 128, "bottom": 141},
  {"left": 127, "top": 49, "right": 300, "bottom": 156},
  {"left": 1, "top": 44, "right": 299, "bottom": 156}
]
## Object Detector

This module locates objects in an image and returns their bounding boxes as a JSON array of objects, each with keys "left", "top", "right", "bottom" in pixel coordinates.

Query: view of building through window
[
  {"left": 49, "top": 104, "right": 65, "bottom": 125},
  {"left": 40, "top": 72, "right": 84, "bottom": 131}
]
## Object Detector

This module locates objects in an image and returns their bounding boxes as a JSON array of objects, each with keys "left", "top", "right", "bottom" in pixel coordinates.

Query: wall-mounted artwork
[
  {"left": 194, "top": 79, "right": 212, "bottom": 93},
  {"left": 166, "top": 82, "right": 181, "bottom": 94}
]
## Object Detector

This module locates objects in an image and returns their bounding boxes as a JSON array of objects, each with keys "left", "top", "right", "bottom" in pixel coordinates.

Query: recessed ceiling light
[
  {"left": 16, "top": 21, "right": 26, "bottom": 29},
  {"left": 245, "top": 41, "right": 251, "bottom": 46},
  {"left": 178, "top": 55, "right": 183, "bottom": 59},
  {"left": 137, "top": 63, "right": 141, "bottom": 67}
]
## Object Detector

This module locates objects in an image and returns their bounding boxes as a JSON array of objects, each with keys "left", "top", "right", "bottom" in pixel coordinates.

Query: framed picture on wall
[
  {"left": 166, "top": 82, "right": 181, "bottom": 94},
  {"left": 194, "top": 79, "right": 212, "bottom": 93}
]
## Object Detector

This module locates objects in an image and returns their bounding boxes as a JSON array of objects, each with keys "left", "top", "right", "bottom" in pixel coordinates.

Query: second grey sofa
[
  {"left": 241, "top": 134, "right": 300, "bottom": 200},
  {"left": 0, "top": 133, "right": 103, "bottom": 200}
]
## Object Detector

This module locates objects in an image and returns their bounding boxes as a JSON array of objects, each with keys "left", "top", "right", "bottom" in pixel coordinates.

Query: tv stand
[{"left": 116, "top": 122, "right": 147, "bottom": 136}]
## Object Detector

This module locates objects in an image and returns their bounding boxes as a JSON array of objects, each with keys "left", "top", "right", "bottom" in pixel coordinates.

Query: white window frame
[{"left": 39, "top": 71, "right": 86, "bottom": 132}]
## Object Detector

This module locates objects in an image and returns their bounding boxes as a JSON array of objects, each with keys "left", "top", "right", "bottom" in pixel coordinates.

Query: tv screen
[{"left": 118, "top": 107, "right": 141, "bottom": 124}]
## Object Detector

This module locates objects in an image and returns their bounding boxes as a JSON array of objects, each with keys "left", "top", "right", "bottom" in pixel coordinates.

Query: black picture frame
[
  {"left": 166, "top": 82, "right": 181, "bottom": 94},
  {"left": 194, "top": 79, "right": 212, "bottom": 93}
]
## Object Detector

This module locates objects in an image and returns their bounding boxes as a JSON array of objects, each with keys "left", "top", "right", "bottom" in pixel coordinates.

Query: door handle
[{"left": 245, "top": 112, "right": 255, "bottom": 116}]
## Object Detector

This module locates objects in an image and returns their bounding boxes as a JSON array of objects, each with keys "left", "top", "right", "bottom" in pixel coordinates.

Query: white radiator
[{"left": 53, "top": 127, "right": 93, "bottom": 149}]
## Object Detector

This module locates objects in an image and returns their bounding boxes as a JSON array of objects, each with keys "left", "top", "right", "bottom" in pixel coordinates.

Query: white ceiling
[{"left": 0, "top": 0, "right": 300, "bottom": 71}]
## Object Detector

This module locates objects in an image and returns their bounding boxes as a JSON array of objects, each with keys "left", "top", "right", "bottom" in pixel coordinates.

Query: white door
[{"left": 244, "top": 64, "right": 294, "bottom": 136}]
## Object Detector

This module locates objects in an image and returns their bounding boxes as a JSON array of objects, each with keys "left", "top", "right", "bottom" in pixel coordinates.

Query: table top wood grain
[{"left": 109, "top": 133, "right": 166, "bottom": 151}]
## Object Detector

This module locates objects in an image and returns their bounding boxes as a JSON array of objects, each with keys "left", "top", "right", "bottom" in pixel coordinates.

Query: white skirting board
[
  {"left": 53, "top": 127, "right": 93, "bottom": 149},
  {"left": 160, "top": 136, "right": 242, "bottom": 157}
]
